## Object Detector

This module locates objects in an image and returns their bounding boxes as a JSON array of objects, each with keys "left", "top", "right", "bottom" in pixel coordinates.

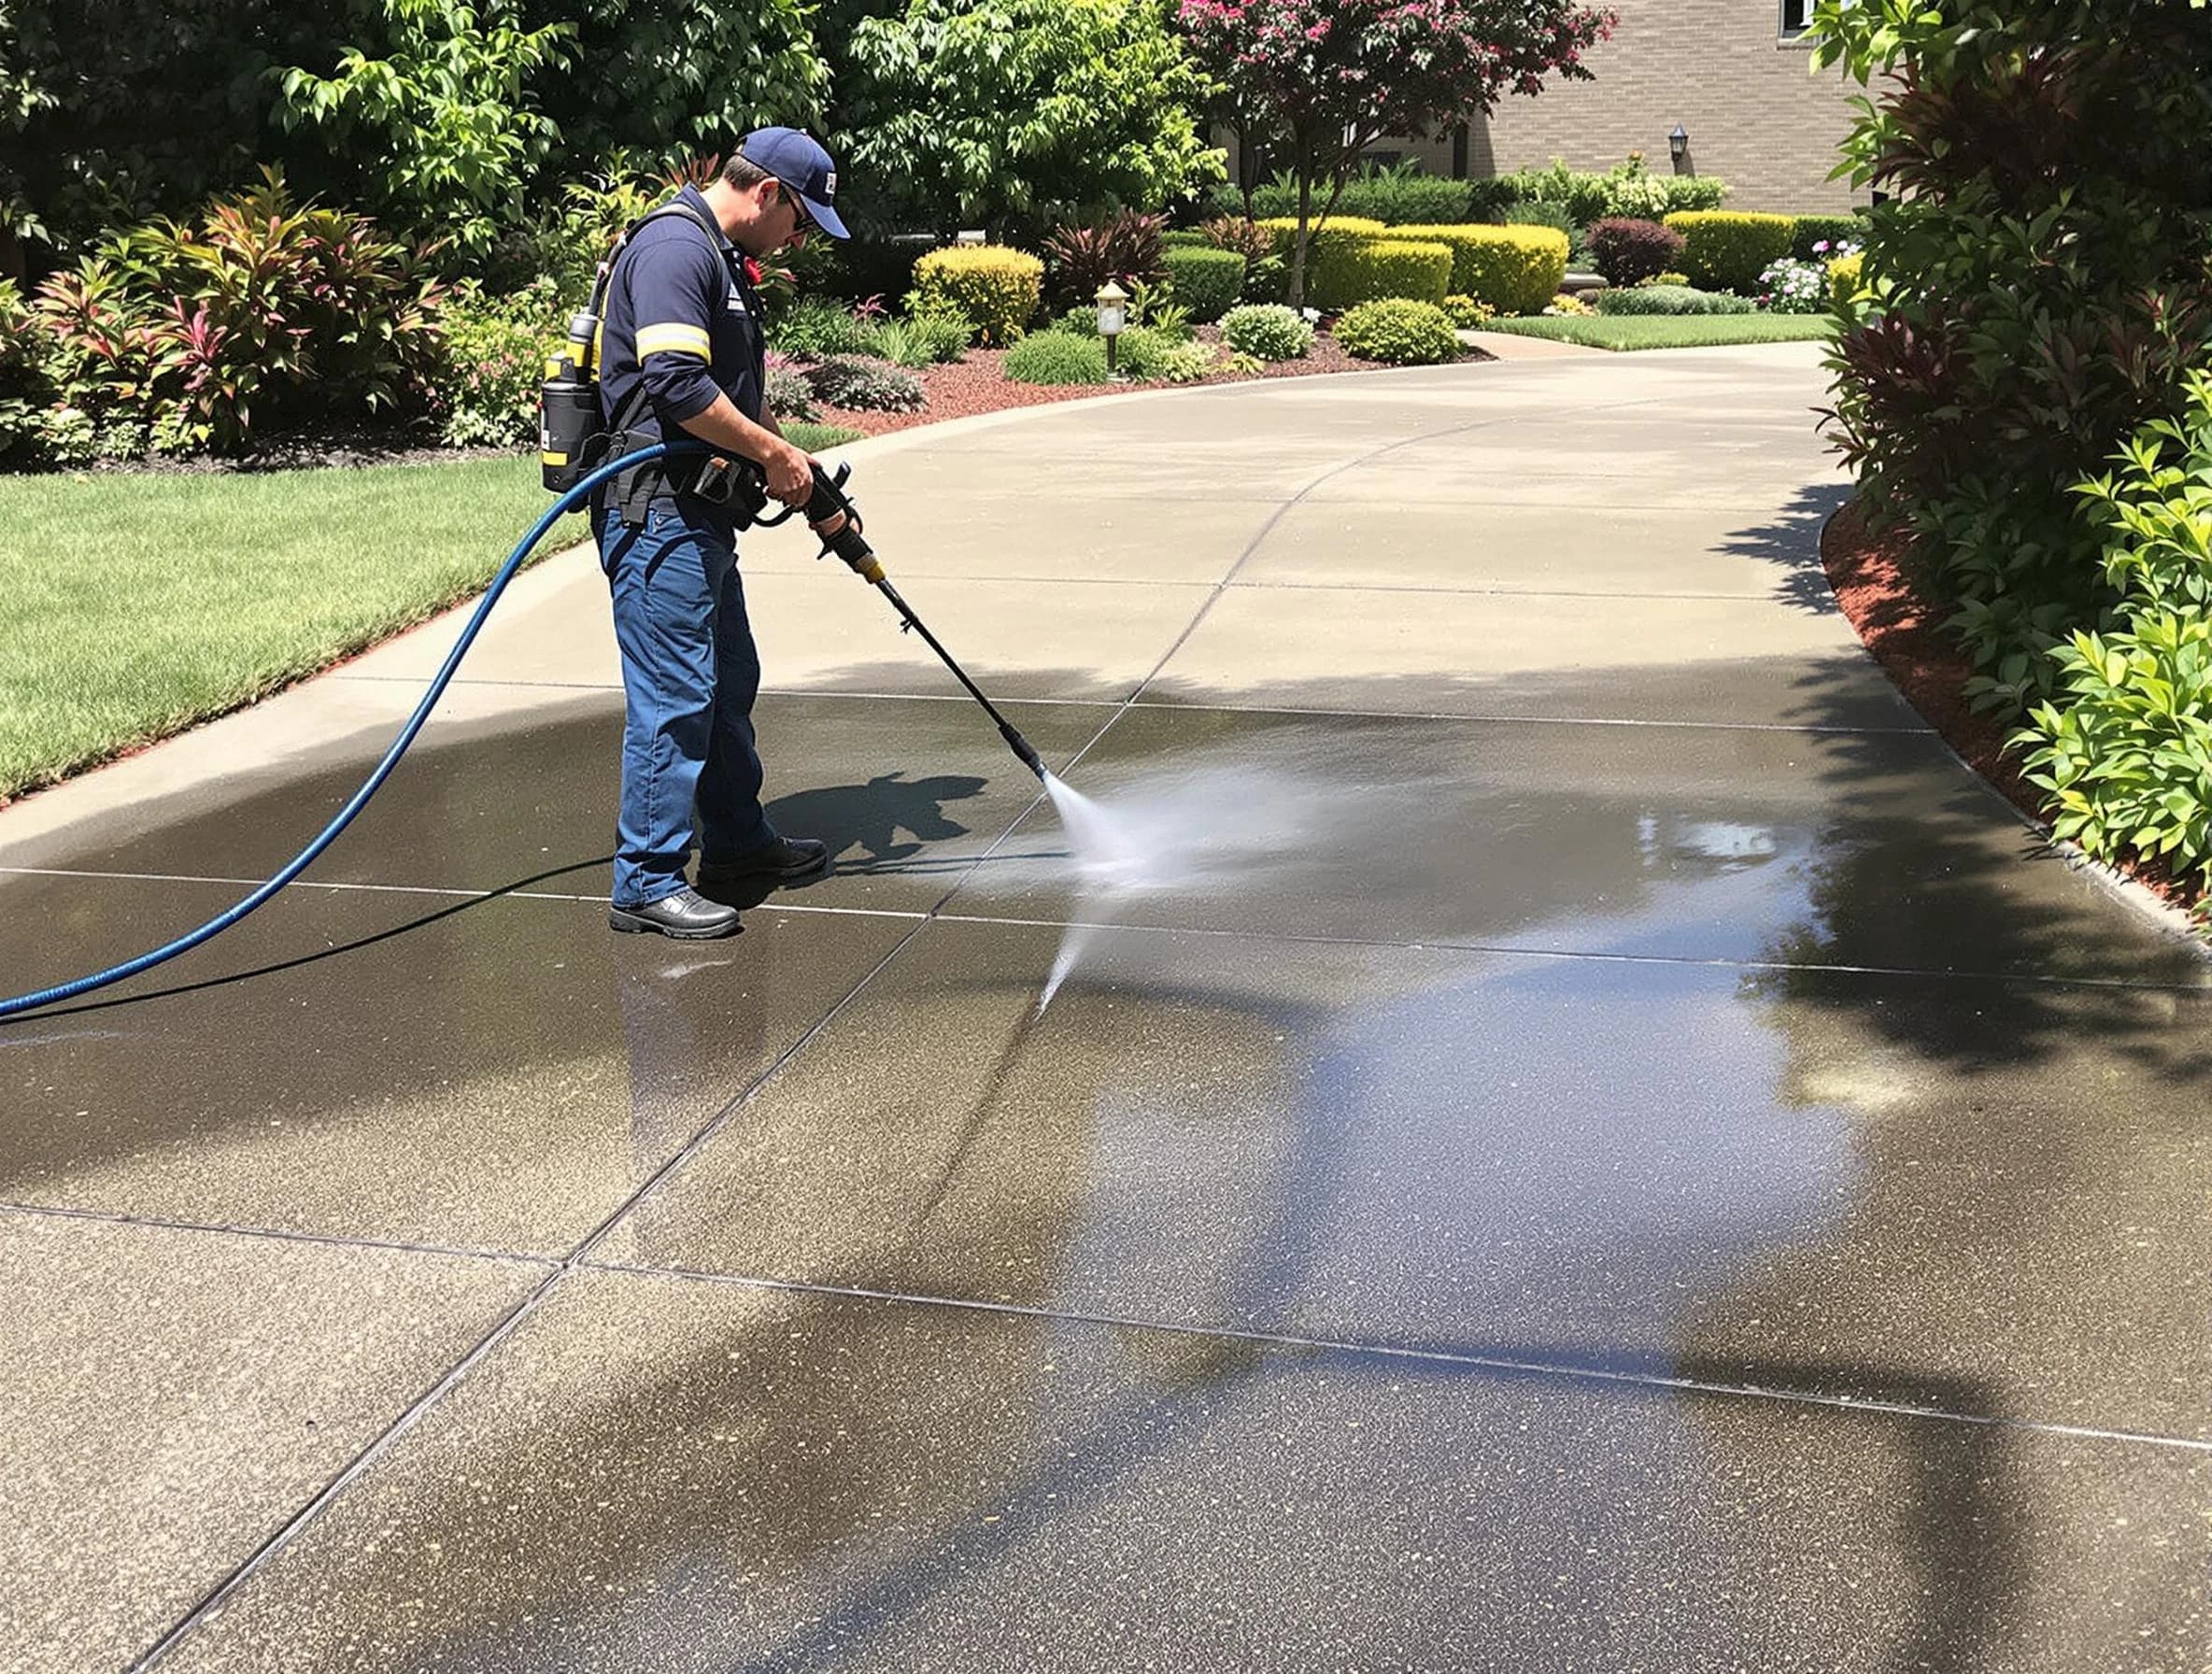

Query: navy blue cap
[{"left": 739, "top": 127, "right": 850, "bottom": 241}]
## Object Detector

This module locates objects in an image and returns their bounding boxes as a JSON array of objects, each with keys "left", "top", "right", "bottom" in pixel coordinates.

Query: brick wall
[{"left": 1464, "top": 0, "right": 1862, "bottom": 212}]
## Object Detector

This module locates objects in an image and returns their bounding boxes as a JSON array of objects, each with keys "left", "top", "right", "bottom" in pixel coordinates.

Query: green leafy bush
[
  {"left": 1392, "top": 224, "right": 1568, "bottom": 316},
  {"left": 1220, "top": 303, "right": 1313, "bottom": 362},
  {"left": 2014, "top": 374, "right": 2212, "bottom": 881},
  {"left": 912, "top": 246, "right": 1045, "bottom": 348},
  {"left": 0, "top": 280, "right": 46, "bottom": 465},
  {"left": 1493, "top": 157, "right": 1728, "bottom": 224},
  {"left": 1587, "top": 218, "right": 1685, "bottom": 287},
  {"left": 1199, "top": 217, "right": 1284, "bottom": 303},
  {"left": 1002, "top": 330, "right": 1109, "bottom": 385},
  {"left": 1333, "top": 299, "right": 1460, "bottom": 365},
  {"left": 1593, "top": 284, "right": 1755, "bottom": 317},
  {"left": 769, "top": 298, "right": 878, "bottom": 360},
  {"left": 1817, "top": 0, "right": 2212, "bottom": 717},
  {"left": 1255, "top": 216, "right": 1385, "bottom": 309},
  {"left": 437, "top": 279, "right": 561, "bottom": 447},
  {"left": 1360, "top": 241, "right": 1453, "bottom": 306},
  {"left": 1827, "top": 251, "right": 1866, "bottom": 310},
  {"left": 1223, "top": 161, "right": 1476, "bottom": 226},
  {"left": 1160, "top": 247, "right": 1246, "bottom": 322},
  {"left": 1663, "top": 212, "right": 1797, "bottom": 292},
  {"left": 864, "top": 316, "right": 968, "bottom": 368},
  {"left": 803, "top": 355, "right": 926, "bottom": 412},
  {"left": 1117, "top": 326, "right": 1215, "bottom": 382}
]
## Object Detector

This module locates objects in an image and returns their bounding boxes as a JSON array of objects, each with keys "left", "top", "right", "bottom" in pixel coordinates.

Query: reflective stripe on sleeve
[{"left": 635, "top": 322, "right": 712, "bottom": 361}]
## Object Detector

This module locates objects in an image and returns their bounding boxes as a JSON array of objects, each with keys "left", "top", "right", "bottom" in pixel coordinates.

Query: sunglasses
[{"left": 774, "top": 181, "right": 816, "bottom": 235}]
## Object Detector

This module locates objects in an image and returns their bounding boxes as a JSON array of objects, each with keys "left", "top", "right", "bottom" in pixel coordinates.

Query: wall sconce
[{"left": 1668, "top": 124, "right": 1691, "bottom": 176}]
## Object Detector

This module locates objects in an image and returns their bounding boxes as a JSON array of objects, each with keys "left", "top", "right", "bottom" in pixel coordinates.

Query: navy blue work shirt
[{"left": 596, "top": 183, "right": 766, "bottom": 470}]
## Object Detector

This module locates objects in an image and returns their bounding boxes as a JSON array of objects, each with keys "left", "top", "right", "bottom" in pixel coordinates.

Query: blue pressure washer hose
[{"left": 0, "top": 443, "right": 675, "bottom": 1023}]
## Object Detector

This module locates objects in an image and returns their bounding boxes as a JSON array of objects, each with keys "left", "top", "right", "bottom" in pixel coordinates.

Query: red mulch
[
  {"left": 807, "top": 326, "right": 1448, "bottom": 436},
  {"left": 1821, "top": 502, "right": 2205, "bottom": 920}
]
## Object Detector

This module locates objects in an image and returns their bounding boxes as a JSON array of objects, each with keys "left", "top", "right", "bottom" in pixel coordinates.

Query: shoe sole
[{"left": 607, "top": 908, "right": 743, "bottom": 940}]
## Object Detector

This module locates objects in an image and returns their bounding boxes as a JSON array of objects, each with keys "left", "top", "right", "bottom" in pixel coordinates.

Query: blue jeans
[{"left": 596, "top": 503, "right": 775, "bottom": 908}]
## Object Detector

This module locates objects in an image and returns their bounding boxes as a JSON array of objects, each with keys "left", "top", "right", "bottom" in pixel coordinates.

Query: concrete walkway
[{"left": 4, "top": 345, "right": 2207, "bottom": 1673}]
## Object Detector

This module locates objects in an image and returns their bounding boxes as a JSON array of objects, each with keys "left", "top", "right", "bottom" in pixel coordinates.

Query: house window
[{"left": 1780, "top": 0, "right": 1813, "bottom": 35}]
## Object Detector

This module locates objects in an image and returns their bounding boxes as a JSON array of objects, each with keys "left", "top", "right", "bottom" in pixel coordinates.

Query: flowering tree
[{"left": 1180, "top": 0, "right": 1614, "bottom": 305}]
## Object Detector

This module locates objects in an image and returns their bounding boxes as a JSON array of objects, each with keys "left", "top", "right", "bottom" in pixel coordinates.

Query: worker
[{"left": 591, "top": 127, "right": 850, "bottom": 938}]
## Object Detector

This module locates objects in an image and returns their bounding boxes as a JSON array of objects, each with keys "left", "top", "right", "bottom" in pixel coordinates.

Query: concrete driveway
[{"left": 4, "top": 344, "right": 2207, "bottom": 1672}]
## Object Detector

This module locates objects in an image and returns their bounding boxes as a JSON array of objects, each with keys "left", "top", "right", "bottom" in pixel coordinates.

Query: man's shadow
[{"left": 703, "top": 772, "right": 989, "bottom": 907}]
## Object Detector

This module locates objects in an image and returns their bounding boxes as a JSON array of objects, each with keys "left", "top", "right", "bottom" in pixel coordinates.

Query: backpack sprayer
[{"left": 0, "top": 234, "right": 1044, "bottom": 1021}]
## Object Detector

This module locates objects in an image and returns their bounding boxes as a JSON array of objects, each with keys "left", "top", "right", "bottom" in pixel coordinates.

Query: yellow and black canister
[{"left": 538, "top": 308, "right": 602, "bottom": 496}]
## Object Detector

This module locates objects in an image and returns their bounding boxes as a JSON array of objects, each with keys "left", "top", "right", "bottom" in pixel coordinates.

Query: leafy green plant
[
  {"left": 769, "top": 298, "right": 879, "bottom": 360},
  {"left": 1218, "top": 161, "right": 1477, "bottom": 226},
  {"left": 1127, "top": 277, "right": 1193, "bottom": 339},
  {"left": 273, "top": 0, "right": 575, "bottom": 260},
  {"left": 763, "top": 357, "right": 819, "bottom": 422},
  {"left": 1441, "top": 293, "right": 1495, "bottom": 329},
  {"left": 911, "top": 246, "right": 1044, "bottom": 348},
  {"left": 1492, "top": 157, "right": 1727, "bottom": 223},
  {"left": 1333, "top": 298, "right": 1460, "bottom": 364},
  {"left": 1001, "top": 330, "right": 1109, "bottom": 385},
  {"left": 1160, "top": 247, "right": 1245, "bottom": 322},
  {"left": 841, "top": 0, "right": 1221, "bottom": 236},
  {"left": 1662, "top": 212, "right": 1796, "bottom": 292},
  {"left": 1114, "top": 325, "right": 1215, "bottom": 381},
  {"left": 434, "top": 278, "right": 559, "bottom": 447},
  {"left": 1390, "top": 223, "right": 1568, "bottom": 316},
  {"left": 1593, "top": 283, "right": 1754, "bottom": 317},
  {"left": 1792, "top": 214, "right": 1864, "bottom": 261},
  {"left": 1220, "top": 303, "right": 1312, "bottom": 361},
  {"left": 803, "top": 355, "right": 926, "bottom": 413}
]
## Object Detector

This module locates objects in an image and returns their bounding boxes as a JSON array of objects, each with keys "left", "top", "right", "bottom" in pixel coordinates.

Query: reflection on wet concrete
[
  {"left": 155, "top": 1270, "right": 2207, "bottom": 1674},
  {"left": 602, "top": 919, "right": 2212, "bottom": 1441}
]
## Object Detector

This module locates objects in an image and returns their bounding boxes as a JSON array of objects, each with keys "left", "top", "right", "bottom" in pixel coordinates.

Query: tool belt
[{"left": 602, "top": 428, "right": 759, "bottom": 527}]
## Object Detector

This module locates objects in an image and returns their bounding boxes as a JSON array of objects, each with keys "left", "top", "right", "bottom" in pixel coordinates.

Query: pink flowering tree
[{"left": 1181, "top": 0, "right": 1614, "bottom": 305}]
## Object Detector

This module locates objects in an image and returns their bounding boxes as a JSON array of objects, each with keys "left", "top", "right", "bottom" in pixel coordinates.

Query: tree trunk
[{"left": 1289, "top": 170, "right": 1312, "bottom": 309}]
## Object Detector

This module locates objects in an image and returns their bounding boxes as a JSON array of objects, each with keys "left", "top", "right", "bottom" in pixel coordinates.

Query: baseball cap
[{"left": 738, "top": 127, "right": 850, "bottom": 241}]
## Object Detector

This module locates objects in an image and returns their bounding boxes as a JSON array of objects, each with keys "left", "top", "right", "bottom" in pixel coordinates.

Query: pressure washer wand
[{"left": 765, "top": 462, "right": 1047, "bottom": 781}]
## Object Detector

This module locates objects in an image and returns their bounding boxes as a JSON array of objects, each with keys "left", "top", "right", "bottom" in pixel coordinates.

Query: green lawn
[
  {"left": 0, "top": 423, "right": 861, "bottom": 802},
  {"left": 1478, "top": 315, "right": 1836, "bottom": 350}
]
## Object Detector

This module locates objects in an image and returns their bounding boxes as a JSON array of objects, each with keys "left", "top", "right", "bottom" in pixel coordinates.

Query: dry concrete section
[{"left": 3, "top": 344, "right": 2206, "bottom": 1673}]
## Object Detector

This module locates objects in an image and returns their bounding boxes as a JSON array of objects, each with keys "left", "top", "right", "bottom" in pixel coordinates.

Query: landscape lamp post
[{"left": 1096, "top": 279, "right": 1128, "bottom": 380}]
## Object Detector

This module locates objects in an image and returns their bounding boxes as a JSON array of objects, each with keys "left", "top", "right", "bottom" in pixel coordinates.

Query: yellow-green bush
[
  {"left": 1257, "top": 216, "right": 1385, "bottom": 308},
  {"left": 1827, "top": 250, "right": 1866, "bottom": 309},
  {"left": 1389, "top": 223, "right": 1568, "bottom": 316},
  {"left": 911, "top": 245, "right": 1044, "bottom": 347},
  {"left": 1354, "top": 241, "right": 1453, "bottom": 306},
  {"left": 1662, "top": 212, "right": 1796, "bottom": 292}
]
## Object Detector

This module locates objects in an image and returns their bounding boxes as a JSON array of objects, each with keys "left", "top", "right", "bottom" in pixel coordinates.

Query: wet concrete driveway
[{"left": 3, "top": 347, "right": 2207, "bottom": 1671}]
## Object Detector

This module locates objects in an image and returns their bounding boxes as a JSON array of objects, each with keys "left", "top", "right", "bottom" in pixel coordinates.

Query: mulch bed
[
  {"left": 1821, "top": 501, "right": 2205, "bottom": 921},
  {"left": 807, "top": 324, "right": 1448, "bottom": 437}
]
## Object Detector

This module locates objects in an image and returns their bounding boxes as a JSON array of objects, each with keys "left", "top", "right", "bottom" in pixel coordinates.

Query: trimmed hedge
[
  {"left": 912, "top": 245, "right": 1044, "bottom": 348},
  {"left": 1587, "top": 218, "right": 1684, "bottom": 287},
  {"left": 1791, "top": 214, "right": 1865, "bottom": 261},
  {"left": 1160, "top": 246, "right": 1247, "bottom": 322},
  {"left": 1257, "top": 216, "right": 1384, "bottom": 308},
  {"left": 1662, "top": 212, "right": 1796, "bottom": 292},
  {"left": 1592, "top": 284, "right": 1756, "bottom": 317},
  {"left": 1391, "top": 223, "right": 1569, "bottom": 316},
  {"left": 1002, "top": 330, "right": 1108, "bottom": 385}
]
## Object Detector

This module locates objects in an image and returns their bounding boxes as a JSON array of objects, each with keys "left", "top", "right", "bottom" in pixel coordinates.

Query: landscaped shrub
[
  {"left": 2017, "top": 373, "right": 2212, "bottom": 882},
  {"left": 1224, "top": 161, "right": 1476, "bottom": 225},
  {"left": 1442, "top": 294, "right": 1495, "bottom": 329},
  {"left": 912, "top": 246, "right": 1045, "bottom": 348},
  {"left": 437, "top": 279, "right": 561, "bottom": 447},
  {"left": 1116, "top": 326, "right": 1215, "bottom": 382},
  {"left": 1587, "top": 218, "right": 1685, "bottom": 287},
  {"left": 1199, "top": 217, "right": 1285, "bottom": 302},
  {"left": 1361, "top": 241, "right": 1453, "bottom": 305},
  {"left": 1392, "top": 224, "right": 1568, "bottom": 316},
  {"left": 769, "top": 298, "right": 878, "bottom": 360},
  {"left": 1593, "top": 284, "right": 1755, "bottom": 317},
  {"left": 1333, "top": 299, "right": 1460, "bottom": 365},
  {"left": 1542, "top": 292, "right": 1593, "bottom": 317},
  {"left": 1002, "top": 330, "right": 1109, "bottom": 385},
  {"left": 1220, "top": 303, "right": 1312, "bottom": 362},
  {"left": 1663, "top": 212, "right": 1796, "bottom": 292},
  {"left": 1492, "top": 157, "right": 1728, "bottom": 224},
  {"left": 763, "top": 358, "right": 819, "bottom": 422},
  {"left": 1162, "top": 230, "right": 1212, "bottom": 249},
  {"left": 1826, "top": 251, "right": 1866, "bottom": 310},
  {"left": 1041, "top": 211, "right": 1166, "bottom": 311},
  {"left": 1255, "top": 216, "right": 1386, "bottom": 309},
  {"left": 803, "top": 356, "right": 926, "bottom": 412},
  {"left": 863, "top": 314, "right": 969, "bottom": 367},
  {"left": 1791, "top": 214, "right": 1865, "bottom": 261},
  {"left": 12, "top": 171, "right": 443, "bottom": 461},
  {"left": 1160, "top": 246, "right": 1246, "bottom": 322},
  {"left": 1818, "top": 0, "right": 2212, "bottom": 718}
]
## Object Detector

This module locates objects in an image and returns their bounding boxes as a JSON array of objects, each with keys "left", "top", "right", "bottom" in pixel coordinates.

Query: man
[{"left": 591, "top": 128, "right": 851, "bottom": 939}]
